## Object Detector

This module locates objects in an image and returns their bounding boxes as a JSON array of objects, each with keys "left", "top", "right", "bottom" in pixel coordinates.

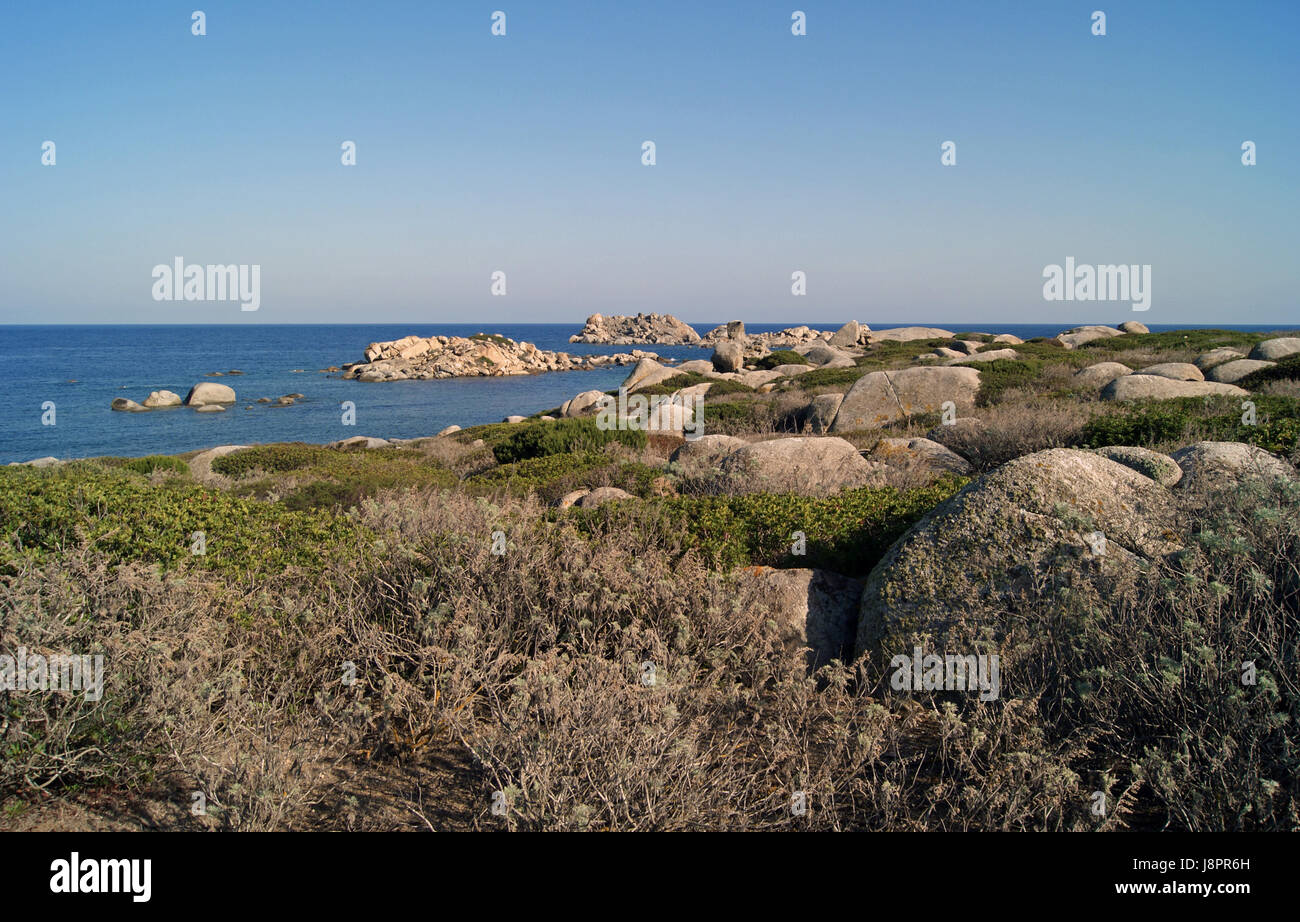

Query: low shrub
[
  {"left": 755, "top": 350, "right": 811, "bottom": 369},
  {"left": 491, "top": 417, "right": 647, "bottom": 464}
]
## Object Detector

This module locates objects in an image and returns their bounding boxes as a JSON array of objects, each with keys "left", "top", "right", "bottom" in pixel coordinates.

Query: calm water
[{"left": 2, "top": 322, "right": 1295, "bottom": 464}]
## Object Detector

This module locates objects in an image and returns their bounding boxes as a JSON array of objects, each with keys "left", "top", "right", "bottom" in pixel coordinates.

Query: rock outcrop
[
  {"left": 830, "top": 366, "right": 980, "bottom": 432},
  {"left": 1101, "top": 376, "right": 1246, "bottom": 401},
  {"left": 569, "top": 312, "right": 700, "bottom": 344},
  {"left": 718, "top": 436, "right": 886, "bottom": 494},
  {"left": 185, "top": 382, "right": 237, "bottom": 406},
  {"left": 344, "top": 334, "right": 654, "bottom": 381},
  {"left": 855, "top": 449, "right": 1181, "bottom": 658}
]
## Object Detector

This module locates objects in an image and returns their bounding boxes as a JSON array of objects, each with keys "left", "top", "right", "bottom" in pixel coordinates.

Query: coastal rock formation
[
  {"left": 1073, "top": 362, "right": 1132, "bottom": 389},
  {"left": 711, "top": 342, "right": 744, "bottom": 373},
  {"left": 799, "top": 393, "right": 844, "bottom": 434},
  {"left": 867, "top": 326, "right": 952, "bottom": 343},
  {"left": 718, "top": 436, "right": 886, "bottom": 494},
  {"left": 1101, "top": 376, "right": 1246, "bottom": 401},
  {"left": 669, "top": 434, "right": 747, "bottom": 466},
  {"left": 185, "top": 382, "right": 237, "bottom": 406},
  {"left": 143, "top": 390, "right": 183, "bottom": 408},
  {"left": 621, "top": 358, "right": 681, "bottom": 393},
  {"left": 1136, "top": 362, "right": 1204, "bottom": 381},
  {"left": 1249, "top": 337, "right": 1300, "bottom": 361},
  {"left": 343, "top": 334, "right": 652, "bottom": 381},
  {"left": 1169, "top": 441, "right": 1296, "bottom": 492},
  {"left": 1194, "top": 348, "right": 1246, "bottom": 370},
  {"left": 1206, "top": 359, "right": 1275, "bottom": 383},
  {"left": 827, "top": 321, "right": 861, "bottom": 348},
  {"left": 734, "top": 566, "right": 865, "bottom": 670},
  {"left": 870, "top": 437, "right": 974, "bottom": 475},
  {"left": 1092, "top": 446, "right": 1183, "bottom": 486},
  {"left": 569, "top": 312, "right": 700, "bottom": 344},
  {"left": 946, "top": 348, "right": 1020, "bottom": 365},
  {"left": 699, "top": 322, "right": 849, "bottom": 350},
  {"left": 111, "top": 397, "right": 146, "bottom": 412},
  {"left": 830, "top": 366, "right": 980, "bottom": 432},
  {"left": 1055, "top": 325, "right": 1123, "bottom": 349},
  {"left": 1118, "top": 321, "right": 1150, "bottom": 334},
  {"left": 855, "top": 449, "right": 1181, "bottom": 658}
]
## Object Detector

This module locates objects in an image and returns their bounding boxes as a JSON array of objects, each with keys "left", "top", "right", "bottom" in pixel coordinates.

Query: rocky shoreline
[{"left": 341, "top": 332, "right": 660, "bottom": 382}]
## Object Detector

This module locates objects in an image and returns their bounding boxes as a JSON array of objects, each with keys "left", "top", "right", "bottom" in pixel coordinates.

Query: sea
[{"left": 2, "top": 322, "right": 1296, "bottom": 465}]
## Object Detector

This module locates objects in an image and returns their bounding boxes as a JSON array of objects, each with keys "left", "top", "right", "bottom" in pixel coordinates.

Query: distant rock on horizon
[{"left": 569, "top": 312, "right": 701, "bottom": 345}]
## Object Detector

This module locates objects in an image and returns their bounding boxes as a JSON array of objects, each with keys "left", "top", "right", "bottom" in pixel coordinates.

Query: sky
[{"left": 1, "top": 0, "right": 1297, "bottom": 326}]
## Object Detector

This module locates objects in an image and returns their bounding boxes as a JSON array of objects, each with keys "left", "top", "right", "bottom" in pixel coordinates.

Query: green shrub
[
  {"left": 962, "top": 358, "right": 1043, "bottom": 406},
  {"left": 755, "top": 350, "right": 811, "bottom": 369},
  {"left": 567, "top": 477, "right": 967, "bottom": 576},
  {"left": 0, "top": 464, "right": 362, "bottom": 577},
  {"left": 491, "top": 418, "right": 647, "bottom": 464},
  {"left": 638, "top": 372, "right": 752, "bottom": 397},
  {"left": 212, "top": 443, "right": 332, "bottom": 478},
  {"left": 111, "top": 455, "right": 190, "bottom": 476},
  {"left": 1082, "top": 395, "right": 1300, "bottom": 454},
  {"left": 792, "top": 366, "right": 870, "bottom": 390},
  {"left": 1080, "top": 329, "right": 1263, "bottom": 354}
]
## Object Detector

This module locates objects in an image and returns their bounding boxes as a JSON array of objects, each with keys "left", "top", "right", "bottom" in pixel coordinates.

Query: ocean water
[{"left": 2, "top": 322, "right": 1295, "bottom": 464}]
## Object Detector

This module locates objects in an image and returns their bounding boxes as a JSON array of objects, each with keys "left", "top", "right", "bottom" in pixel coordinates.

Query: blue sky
[{"left": 1, "top": 0, "right": 1296, "bottom": 325}]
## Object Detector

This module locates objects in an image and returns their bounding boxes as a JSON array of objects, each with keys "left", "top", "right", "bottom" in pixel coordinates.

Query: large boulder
[
  {"left": 868, "top": 326, "right": 953, "bottom": 343},
  {"left": 621, "top": 358, "right": 680, "bottom": 393},
  {"left": 1206, "top": 359, "right": 1275, "bottom": 384},
  {"left": 798, "top": 342, "right": 856, "bottom": 367},
  {"left": 143, "top": 390, "right": 183, "bottom": 408},
  {"left": 1118, "top": 321, "right": 1149, "bottom": 334},
  {"left": 947, "top": 348, "right": 1019, "bottom": 365},
  {"left": 1194, "top": 347, "right": 1247, "bottom": 370},
  {"left": 1101, "top": 376, "right": 1247, "bottom": 401},
  {"left": 574, "top": 486, "right": 635, "bottom": 508},
  {"left": 870, "top": 437, "right": 973, "bottom": 475},
  {"left": 1055, "top": 325, "right": 1123, "bottom": 349},
  {"left": 855, "top": 449, "right": 1179, "bottom": 658},
  {"left": 1169, "top": 442, "right": 1296, "bottom": 493},
  {"left": 184, "top": 382, "right": 237, "bottom": 407},
  {"left": 830, "top": 366, "right": 980, "bottom": 432},
  {"left": 1249, "top": 337, "right": 1300, "bottom": 361},
  {"left": 111, "top": 397, "right": 145, "bottom": 412},
  {"left": 560, "top": 390, "right": 609, "bottom": 418},
  {"left": 718, "top": 437, "right": 885, "bottom": 494},
  {"left": 1091, "top": 446, "right": 1183, "bottom": 487},
  {"left": 992, "top": 334, "right": 1024, "bottom": 345},
  {"left": 711, "top": 342, "right": 744, "bottom": 373},
  {"left": 1135, "top": 363, "right": 1203, "bottom": 381},
  {"left": 331, "top": 436, "right": 390, "bottom": 449},
  {"left": 827, "top": 321, "right": 861, "bottom": 348},
  {"left": 1073, "top": 362, "right": 1132, "bottom": 389},
  {"left": 800, "top": 393, "right": 844, "bottom": 435},
  {"left": 669, "top": 434, "right": 747, "bottom": 466},
  {"left": 736, "top": 567, "right": 865, "bottom": 671}
]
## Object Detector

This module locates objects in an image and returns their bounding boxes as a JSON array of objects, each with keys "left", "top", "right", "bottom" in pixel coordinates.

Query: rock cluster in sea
[
  {"left": 342, "top": 333, "right": 658, "bottom": 382},
  {"left": 569, "top": 312, "right": 701, "bottom": 344}
]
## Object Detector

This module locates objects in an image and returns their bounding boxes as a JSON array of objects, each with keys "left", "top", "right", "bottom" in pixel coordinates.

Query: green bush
[
  {"left": 491, "top": 417, "right": 647, "bottom": 464},
  {"left": 1082, "top": 395, "right": 1300, "bottom": 454},
  {"left": 111, "top": 455, "right": 190, "bottom": 476},
  {"left": 755, "top": 350, "right": 811, "bottom": 370},
  {"left": 568, "top": 477, "right": 967, "bottom": 576},
  {"left": 1080, "top": 329, "right": 1262, "bottom": 354},
  {"left": 791, "top": 366, "right": 870, "bottom": 390},
  {"left": 637, "top": 372, "right": 752, "bottom": 397},
  {"left": 0, "top": 464, "right": 362, "bottom": 577},
  {"left": 962, "top": 358, "right": 1043, "bottom": 406},
  {"left": 212, "top": 443, "right": 332, "bottom": 478}
]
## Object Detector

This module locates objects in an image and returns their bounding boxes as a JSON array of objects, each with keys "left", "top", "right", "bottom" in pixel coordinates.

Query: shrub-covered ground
[{"left": 1, "top": 327, "right": 1297, "bottom": 830}]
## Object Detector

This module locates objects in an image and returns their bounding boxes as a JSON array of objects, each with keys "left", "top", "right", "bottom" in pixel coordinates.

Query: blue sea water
[{"left": 2, "top": 322, "right": 1296, "bottom": 464}]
